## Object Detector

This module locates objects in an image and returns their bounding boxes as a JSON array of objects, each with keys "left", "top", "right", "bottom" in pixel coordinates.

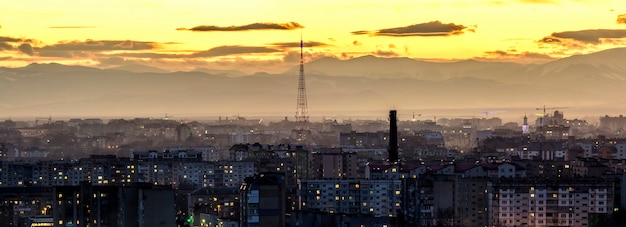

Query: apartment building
[
  {"left": 488, "top": 178, "right": 615, "bottom": 227},
  {"left": 299, "top": 179, "right": 403, "bottom": 218}
]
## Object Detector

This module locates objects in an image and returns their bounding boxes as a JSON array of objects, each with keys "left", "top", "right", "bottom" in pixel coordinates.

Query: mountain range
[{"left": 2, "top": 47, "right": 626, "bottom": 122}]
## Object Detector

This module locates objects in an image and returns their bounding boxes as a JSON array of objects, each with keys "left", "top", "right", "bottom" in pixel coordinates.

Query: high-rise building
[
  {"left": 53, "top": 182, "right": 175, "bottom": 227},
  {"left": 488, "top": 178, "right": 615, "bottom": 227},
  {"left": 240, "top": 172, "right": 286, "bottom": 227}
]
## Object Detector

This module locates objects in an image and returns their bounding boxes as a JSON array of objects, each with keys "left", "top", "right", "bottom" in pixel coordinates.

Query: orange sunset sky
[{"left": 1, "top": 0, "right": 626, "bottom": 73}]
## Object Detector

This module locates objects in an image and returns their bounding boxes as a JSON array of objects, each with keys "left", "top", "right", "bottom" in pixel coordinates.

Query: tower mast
[{"left": 295, "top": 36, "right": 308, "bottom": 130}]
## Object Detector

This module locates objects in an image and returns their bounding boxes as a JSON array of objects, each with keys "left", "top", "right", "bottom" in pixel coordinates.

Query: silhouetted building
[
  {"left": 53, "top": 182, "right": 175, "bottom": 227},
  {"left": 309, "top": 148, "right": 359, "bottom": 179},
  {"left": 240, "top": 172, "right": 286, "bottom": 227}
]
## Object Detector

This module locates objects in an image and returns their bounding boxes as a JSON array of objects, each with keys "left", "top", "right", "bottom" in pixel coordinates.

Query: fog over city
[{"left": 2, "top": 47, "right": 626, "bottom": 124}]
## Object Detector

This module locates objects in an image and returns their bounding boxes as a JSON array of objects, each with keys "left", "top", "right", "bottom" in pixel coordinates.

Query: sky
[{"left": 1, "top": 0, "right": 626, "bottom": 74}]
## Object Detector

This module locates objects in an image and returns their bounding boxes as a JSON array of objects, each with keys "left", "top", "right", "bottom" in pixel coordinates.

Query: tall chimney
[{"left": 389, "top": 110, "right": 398, "bottom": 163}]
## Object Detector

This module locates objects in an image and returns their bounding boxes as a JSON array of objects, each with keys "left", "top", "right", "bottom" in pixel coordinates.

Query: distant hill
[
  {"left": 1, "top": 48, "right": 626, "bottom": 120},
  {"left": 286, "top": 55, "right": 530, "bottom": 82}
]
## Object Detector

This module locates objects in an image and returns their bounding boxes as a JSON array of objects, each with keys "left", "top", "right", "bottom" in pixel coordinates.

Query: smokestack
[{"left": 389, "top": 110, "right": 398, "bottom": 163}]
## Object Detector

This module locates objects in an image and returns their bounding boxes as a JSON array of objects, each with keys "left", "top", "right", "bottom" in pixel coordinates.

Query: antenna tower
[{"left": 295, "top": 37, "right": 309, "bottom": 130}]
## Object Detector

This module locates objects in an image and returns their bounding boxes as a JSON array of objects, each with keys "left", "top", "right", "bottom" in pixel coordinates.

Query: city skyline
[{"left": 1, "top": 0, "right": 626, "bottom": 73}]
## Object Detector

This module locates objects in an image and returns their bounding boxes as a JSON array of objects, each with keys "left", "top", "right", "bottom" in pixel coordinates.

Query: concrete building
[
  {"left": 299, "top": 178, "right": 403, "bottom": 218},
  {"left": 240, "top": 172, "right": 286, "bottom": 227},
  {"left": 488, "top": 178, "right": 615, "bottom": 227},
  {"left": 309, "top": 148, "right": 359, "bottom": 179},
  {"left": 51, "top": 182, "right": 175, "bottom": 227},
  {"left": 0, "top": 187, "right": 54, "bottom": 227}
]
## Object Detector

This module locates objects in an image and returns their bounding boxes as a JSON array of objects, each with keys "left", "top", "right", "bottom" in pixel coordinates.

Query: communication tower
[{"left": 295, "top": 37, "right": 309, "bottom": 130}]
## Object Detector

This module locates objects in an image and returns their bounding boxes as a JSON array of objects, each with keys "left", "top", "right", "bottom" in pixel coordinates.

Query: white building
[{"left": 489, "top": 178, "right": 614, "bottom": 227}]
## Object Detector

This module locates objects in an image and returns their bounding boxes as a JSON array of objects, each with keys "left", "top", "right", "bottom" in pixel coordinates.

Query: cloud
[
  {"left": 0, "top": 42, "right": 12, "bottom": 51},
  {"left": 40, "top": 39, "right": 158, "bottom": 52},
  {"left": 540, "top": 29, "right": 626, "bottom": 44},
  {"left": 518, "top": 0, "right": 557, "bottom": 4},
  {"left": 372, "top": 50, "right": 399, "bottom": 57},
  {"left": 282, "top": 50, "right": 336, "bottom": 63},
  {"left": 18, "top": 43, "right": 34, "bottom": 55},
  {"left": 269, "top": 41, "right": 329, "bottom": 48},
  {"left": 35, "top": 39, "right": 159, "bottom": 57},
  {"left": 0, "top": 36, "right": 23, "bottom": 42},
  {"left": 178, "top": 22, "right": 303, "bottom": 32},
  {"left": 0, "top": 36, "right": 36, "bottom": 52},
  {"left": 388, "top": 44, "right": 396, "bottom": 48},
  {"left": 110, "top": 45, "right": 283, "bottom": 59},
  {"left": 539, "top": 37, "right": 561, "bottom": 43},
  {"left": 352, "top": 21, "right": 472, "bottom": 37},
  {"left": 192, "top": 46, "right": 280, "bottom": 57},
  {"left": 618, "top": 14, "right": 626, "bottom": 24},
  {"left": 477, "top": 50, "right": 555, "bottom": 63},
  {"left": 484, "top": 50, "right": 553, "bottom": 59},
  {"left": 352, "top": 40, "right": 362, "bottom": 46},
  {"left": 49, "top": 26, "right": 96, "bottom": 29},
  {"left": 110, "top": 52, "right": 183, "bottom": 59}
]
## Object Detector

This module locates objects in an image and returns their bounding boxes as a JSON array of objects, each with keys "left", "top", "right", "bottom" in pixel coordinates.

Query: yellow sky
[{"left": 1, "top": 0, "right": 625, "bottom": 73}]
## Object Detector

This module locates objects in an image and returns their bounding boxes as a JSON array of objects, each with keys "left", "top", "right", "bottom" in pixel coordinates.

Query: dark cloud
[
  {"left": 352, "top": 21, "right": 471, "bottom": 37},
  {"left": 541, "top": 29, "right": 626, "bottom": 44},
  {"left": 372, "top": 50, "right": 399, "bottom": 57},
  {"left": 35, "top": 40, "right": 159, "bottom": 57},
  {"left": 18, "top": 43, "right": 34, "bottom": 56},
  {"left": 477, "top": 50, "right": 555, "bottom": 63},
  {"left": 0, "top": 42, "right": 12, "bottom": 51},
  {"left": 49, "top": 26, "right": 96, "bottom": 29},
  {"left": 0, "top": 36, "right": 23, "bottom": 42},
  {"left": 40, "top": 40, "right": 158, "bottom": 52},
  {"left": 484, "top": 50, "right": 553, "bottom": 59},
  {"left": 269, "top": 41, "right": 328, "bottom": 48},
  {"left": 0, "top": 36, "right": 35, "bottom": 52},
  {"left": 110, "top": 52, "right": 183, "bottom": 59},
  {"left": 98, "top": 57, "right": 128, "bottom": 66},
  {"left": 539, "top": 37, "right": 561, "bottom": 43},
  {"left": 618, "top": 14, "right": 626, "bottom": 24},
  {"left": 178, "top": 22, "right": 303, "bottom": 32},
  {"left": 282, "top": 50, "right": 336, "bottom": 63},
  {"left": 112, "top": 45, "right": 281, "bottom": 59},
  {"left": 352, "top": 41, "right": 362, "bottom": 46},
  {"left": 389, "top": 44, "right": 396, "bottom": 48},
  {"left": 192, "top": 46, "right": 280, "bottom": 57}
]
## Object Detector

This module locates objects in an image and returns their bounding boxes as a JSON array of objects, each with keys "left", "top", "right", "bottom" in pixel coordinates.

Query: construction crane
[
  {"left": 433, "top": 115, "right": 475, "bottom": 121},
  {"left": 535, "top": 106, "right": 568, "bottom": 138},
  {"left": 535, "top": 105, "right": 568, "bottom": 118},
  {"left": 480, "top": 110, "right": 506, "bottom": 118},
  {"left": 410, "top": 112, "right": 422, "bottom": 121},
  {"left": 35, "top": 116, "right": 51, "bottom": 127},
  {"left": 431, "top": 115, "right": 476, "bottom": 127}
]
